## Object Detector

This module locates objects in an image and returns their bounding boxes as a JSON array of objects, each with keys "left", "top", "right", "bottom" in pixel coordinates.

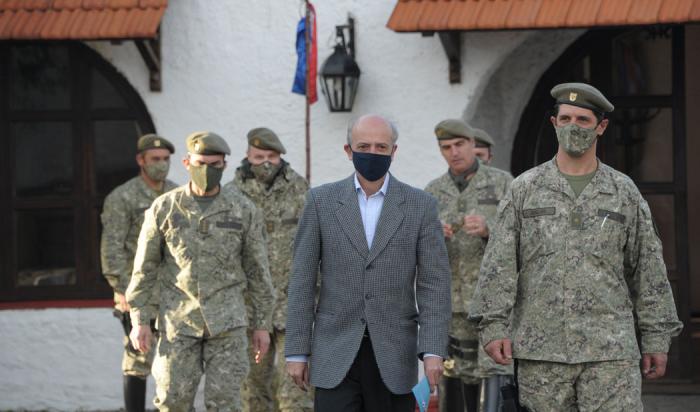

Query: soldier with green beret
[
  {"left": 137, "top": 133, "right": 176, "bottom": 153},
  {"left": 471, "top": 127, "right": 495, "bottom": 165},
  {"left": 470, "top": 82, "right": 682, "bottom": 411},
  {"left": 101, "top": 133, "right": 177, "bottom": 412},
  {"left": 223, "top": 127, "right": 312, "bottom": 412},
  {"left": 126, "top": 131, "right": 275, "bottom": 411},
  {"left": 425, "top": 118, "right": 513, "bottom": 412}
]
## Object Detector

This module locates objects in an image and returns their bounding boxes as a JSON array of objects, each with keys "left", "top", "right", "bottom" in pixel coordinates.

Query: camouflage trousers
[
  {"left": 517, "top": 359, "right": 643, "bottom": 412},
  {"left": 443, "top": 313, "right": 512, "bottom": 384},
  {"left": 152, "top": 327, "right": 249, "bottom": 412},
  {"left": 242, "top": 329, "right": 313, "bottom": 412},
  {"left": 122, "top": 335, "right": 155, "bottom": 377}
]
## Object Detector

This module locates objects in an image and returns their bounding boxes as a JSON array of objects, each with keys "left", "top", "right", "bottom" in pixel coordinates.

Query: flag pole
[{"left": 304, "top": 0, "right": 311, "bottom": 183}]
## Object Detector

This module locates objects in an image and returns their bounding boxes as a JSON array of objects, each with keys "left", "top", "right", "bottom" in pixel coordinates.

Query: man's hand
[
  {"left": 129, "top": 324, "right": 153, "bottom": 354},
  {"left": 287, "top": 361, "right": 310, "bottom": 391},
  {"left": 463, "top": 215, "right": 489, "bottom": 238},
  {"left": 484, "top": 339, "right": 513, "bottom": 365},
  {"left": 116, "top": 293, "right": 130, "bottom": 312},
  {"left": 642, "top": 353, "right": 668, "bottom": 379},
  {"left": 252, "top": 329, "right": 271, "bottom": 364},
  {"left": 423, "top": 356, "right": 444, "bottom": 393},
  {"left": 441, "top": 221, "right": 454, "bottom": 239}
]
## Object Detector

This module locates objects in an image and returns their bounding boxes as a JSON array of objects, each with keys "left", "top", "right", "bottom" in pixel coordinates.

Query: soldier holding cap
[
  {"left": 470, "top": 83, "right": 683, "bottom": 410},
  {"left": 424, "top": 119, "right": 513, "bottom": 412},
  {"left": 126, "top": 131, "right": 275, "bottom": 411},
  {"left": 223, "top": 127, "right": 312, "bottom": 412},
  {"left": 100, "top": 133, "right": 177, "bottom": 412}
]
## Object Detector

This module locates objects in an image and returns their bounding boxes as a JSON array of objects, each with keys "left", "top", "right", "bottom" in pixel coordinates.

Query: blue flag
[{"left": 292, "top": 3, "right": 317, "bottom": 103}]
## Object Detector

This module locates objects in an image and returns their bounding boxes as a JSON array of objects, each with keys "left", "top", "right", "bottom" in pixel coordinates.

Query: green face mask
[
  {"left": 143, "top": 160, "right": 170, "bottom": 182},
  {"left": 250, "top": 161, "right": 281, "bottom": 184},
  {"left": 555, "top": 123, "right": 598, "bottom": 157},
  {"left": 190, "top": 164, "right": 224, "bottom": 192}
]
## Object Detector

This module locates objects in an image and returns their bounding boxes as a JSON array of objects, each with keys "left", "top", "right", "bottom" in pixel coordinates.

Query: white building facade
[{"left": 1, "top": 0, "right": 698, "bottom": 409}]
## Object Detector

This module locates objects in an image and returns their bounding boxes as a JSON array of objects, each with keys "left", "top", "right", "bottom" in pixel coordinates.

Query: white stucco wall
[
  {"left": 0, "top": 308, "right": 157, "bottom": 410},
  {"left": 1, "top": 1, "right": 585, "bottom": 410},
  {"left": 87, "top": 0, "right": 532, "bottom": 188}
]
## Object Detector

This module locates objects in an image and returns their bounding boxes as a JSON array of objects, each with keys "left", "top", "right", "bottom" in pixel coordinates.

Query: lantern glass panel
[
  {"left": 344, "top": 76, "right": 358, "bottom": 110},
  {"left": 322, "top": 75, "right": 347, "bottom": 112}
]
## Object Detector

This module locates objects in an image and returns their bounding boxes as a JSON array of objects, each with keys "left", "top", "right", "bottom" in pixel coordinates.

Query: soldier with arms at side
[
  {"left": 101, "top": 134, "right": 177, "bottom": 412},
  {"left": 424, "top": 119, "right": 513, "bottom": 412},
  {"left": 127, "top": 132, "right": 275, "bottom": 412},
  {"left": 470, "top": 83, "right": 683, "bottom": 411},
  {"left": 224, "top": 127, "right": 312, "bottom": 412}
]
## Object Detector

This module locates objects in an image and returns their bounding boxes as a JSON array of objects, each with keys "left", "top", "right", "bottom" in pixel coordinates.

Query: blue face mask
[{"left": 352, "top": 151, "right": 392, "bottom": 182}]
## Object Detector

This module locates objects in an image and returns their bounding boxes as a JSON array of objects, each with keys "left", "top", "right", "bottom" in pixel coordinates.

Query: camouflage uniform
[
  {"left": 225, "top": 160, "right": 312, "bottom": 412},
  {"left": 470, "top": 158, "right": 683, "bottom": 410},
  {"left": 101, "top": 175, "right": 177, "bottom": 377},
  {"left": 425, "top": 162, "right": 513, "bottom": 385},
  {"left": 127, "top": 184, "right": 275, "bottom": 411}
]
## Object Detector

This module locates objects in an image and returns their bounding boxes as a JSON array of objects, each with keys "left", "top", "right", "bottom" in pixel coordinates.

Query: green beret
[
  {"left": 551, "top": 82, "right": 614, "bottom": 113},
  {"left": 434, "top": 118, "right": 475, "bottom": 141},
  {"left": 472, "top": 127, "right": 494, "bottom": 147},
  {"left": 247, "top": 127, "right": 286, "bottom": 154},
  {"left": 186, "top": 131, "right": 231, "bottom": 155},
  {"left": 137, "top": 134, "right": 175, "bottom": 153}
]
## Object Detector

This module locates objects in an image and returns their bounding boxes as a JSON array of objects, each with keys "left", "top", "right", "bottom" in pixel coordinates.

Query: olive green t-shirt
[
  {"left": 561, "top": 169, "right": 597, "bottom": 198},
  {"left": 194, "top": 193, "right": 218, "bottom": 213}
]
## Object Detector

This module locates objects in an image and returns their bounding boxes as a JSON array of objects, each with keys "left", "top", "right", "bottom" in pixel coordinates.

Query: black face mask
[{"left": 352, "top": 151, "right": 392, "bottom": 182}]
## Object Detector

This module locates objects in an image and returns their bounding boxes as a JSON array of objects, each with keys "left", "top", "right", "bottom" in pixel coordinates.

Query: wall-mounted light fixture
[{"left": 319, "top": 16, "right": 360, "bottom": 112}]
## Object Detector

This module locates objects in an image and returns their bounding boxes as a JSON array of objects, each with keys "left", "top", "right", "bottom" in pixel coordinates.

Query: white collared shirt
[{"left": 354, "top": 173, "right": 390, "bottom": 249}]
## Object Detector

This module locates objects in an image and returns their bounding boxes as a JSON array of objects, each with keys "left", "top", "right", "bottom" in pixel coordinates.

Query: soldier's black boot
[
  {"left": 462, "top": 383, "right": 480, "bottom": 412},
  {"left": 439, "top": 376, "right": 465, "bottom": 412},
  {"left": 123, "top": 375, "right": 147, "bottom": 412}
]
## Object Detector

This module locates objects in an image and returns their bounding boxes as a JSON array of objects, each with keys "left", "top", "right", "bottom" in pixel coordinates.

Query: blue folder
[{"left": 412, "top": 377, "right": 431, "bottom": 412}]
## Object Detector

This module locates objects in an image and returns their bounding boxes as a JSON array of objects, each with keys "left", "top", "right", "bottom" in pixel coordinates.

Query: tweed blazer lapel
[
  {"left": 367, "top": 176, "right": 405, "bottom": 264},
  {"left": 335, "top": 175, "right": 369, "bottom": 259}
]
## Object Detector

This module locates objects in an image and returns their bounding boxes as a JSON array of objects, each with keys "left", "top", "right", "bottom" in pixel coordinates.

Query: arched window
[{"left": 0, "top": 41, "right": 155, "bottom": 303}]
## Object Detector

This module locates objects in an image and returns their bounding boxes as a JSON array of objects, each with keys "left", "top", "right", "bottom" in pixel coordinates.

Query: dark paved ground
[{"left": 643, "top": 394, "right": 700, "bottom": 411}]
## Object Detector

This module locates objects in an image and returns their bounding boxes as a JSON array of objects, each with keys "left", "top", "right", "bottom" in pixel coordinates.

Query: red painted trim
[{"left": 0, "top": 299, "right": 113, "bottom": 310}]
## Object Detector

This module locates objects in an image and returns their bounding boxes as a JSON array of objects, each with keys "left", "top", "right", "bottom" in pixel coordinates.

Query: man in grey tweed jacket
[{"left": 285, "top": 114, "right": 452, "bottom": 411}]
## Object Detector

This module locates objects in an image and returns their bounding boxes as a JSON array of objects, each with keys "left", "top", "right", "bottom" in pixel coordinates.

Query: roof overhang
[
  {"left": 387, "top": 0, "right": 700, "bottom": 33},
  {"left": 387, "top": 0, "right": 700, "bottom": 84},
  {"left": 0, "top": 0, "right": 168, "bottom": 91}
]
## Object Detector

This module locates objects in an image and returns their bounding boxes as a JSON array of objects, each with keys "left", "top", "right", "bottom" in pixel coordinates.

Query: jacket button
[
  {"left": 366, "top": 264, "right": 373, "bottom": 270},
  {"left": 360, "top": 318, "right": 366, "bottom": 324},
  {"left": 365, "top": 293, "right": 372, "bottom": 300}
]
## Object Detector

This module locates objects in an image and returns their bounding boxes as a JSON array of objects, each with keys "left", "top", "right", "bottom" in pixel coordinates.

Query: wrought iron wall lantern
[{"left": 320, "top": 16, "right": 361, "bottom": 112}]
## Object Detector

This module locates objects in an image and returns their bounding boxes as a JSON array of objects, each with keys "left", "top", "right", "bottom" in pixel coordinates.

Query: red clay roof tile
[
  {"left": 387, "top": 0, "right": 700, "bottom": 31},
  {"left": 0, "top": 0, "right": 166, "bottom": 39}
]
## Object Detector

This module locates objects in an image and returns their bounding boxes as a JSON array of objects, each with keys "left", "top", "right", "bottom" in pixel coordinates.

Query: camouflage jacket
[
  {"left": 470, "top": 158, "right": 683, "bottom": 363},
  {"left": 225, "top": 161, "right": 308, "bottom": 330},
  {"left": 126, "top": 183, "right": 275, "bottom": 339},
  {"left": 100, "top": 176, "right": 177, "bottom": 295},
  {"left": 425, "top": 163, "right": 513, "bottom": 314}
]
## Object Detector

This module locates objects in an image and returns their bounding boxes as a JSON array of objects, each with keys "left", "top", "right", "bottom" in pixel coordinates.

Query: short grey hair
[{"left": 346, "top": 115, "right": 399, "bottom": 146}]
